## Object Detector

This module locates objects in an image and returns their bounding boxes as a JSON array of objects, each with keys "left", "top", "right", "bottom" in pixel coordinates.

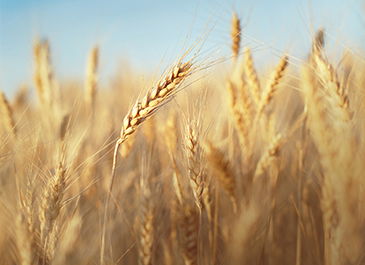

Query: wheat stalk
[
  {"left": 101, "top": 59, "right": 194, "bottom": 264},
  {"left": 301, "top": 59, "right": 355, "bottom": 265}
]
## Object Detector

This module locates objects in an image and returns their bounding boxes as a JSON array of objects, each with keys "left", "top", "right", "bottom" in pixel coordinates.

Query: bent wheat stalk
[{"left": 101, "top": 59, "right": 193, "bottom": 264}]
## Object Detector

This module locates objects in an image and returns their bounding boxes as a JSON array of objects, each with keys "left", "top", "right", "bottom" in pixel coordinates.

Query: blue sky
[{"left": 0, "top": 0, "right": 364, "bottom": 94}]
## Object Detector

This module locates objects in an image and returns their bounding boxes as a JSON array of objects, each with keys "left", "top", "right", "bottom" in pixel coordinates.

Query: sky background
[{"left": 0, "top": 0, "right": 364, "bottom": 94}]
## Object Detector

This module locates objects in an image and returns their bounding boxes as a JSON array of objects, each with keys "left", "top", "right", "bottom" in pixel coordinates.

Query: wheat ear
[
  {"left": 312, "top": 52, "right": 350, "bottom": 122},
  {"left": 204, "top": 141, "right": 238, "bottom": 213},
  {"left": 0, "top": 91, "right": 16, "bottom": 137},
  {"left": 311, "top": 28, "right": 325, "bottom": 55},
  {"left": 39, "top": 160, "right": 66, "bottom": 262},
  {"left": 257, "top": 55, "right": 288, "bottom": 115},
  {"left": 33, "top": 39, "right": 54, "bottom": 109},
  {"left": 185, "top": 123, "right": 205, "bottom": 210},
  {"left": 243, "top": 47, "right": 261, "bottom": 105},
  {"left": 180, "top": 204, "right": 199, "bottom": 265},
  {"left": 228, "top": 80, "right": 253, "bottom": 159},
  {"left": 231, "top": 12, "right": 241, "bottom": 59},
  {"left": 254, "top": 133, "right": 284, "bottom": 187},
  {"left": 85, "top": 45, "right": 99, "bottom": 111},
  {"left": 139, "top": 181, "right": 154, "bottom": 265}
]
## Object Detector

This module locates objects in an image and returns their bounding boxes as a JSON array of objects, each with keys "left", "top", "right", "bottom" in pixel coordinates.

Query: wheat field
[{"left": 1, "top": 12, "right": 365, "bottom": 265}]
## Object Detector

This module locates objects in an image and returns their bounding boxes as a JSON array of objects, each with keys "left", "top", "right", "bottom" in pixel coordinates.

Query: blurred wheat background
[{"left": 1, "top": 0, "right": 365, "bottom": 265}]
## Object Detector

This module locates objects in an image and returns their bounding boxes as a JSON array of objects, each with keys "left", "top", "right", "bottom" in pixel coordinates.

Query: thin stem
[
  {"left": 197, "top": 207, "right": 202, "bottom": 265},
  {"left": 212, "top": 185, "right": 219, "bottom": 265},
  {"left": 100, "top": 139, "right": 122, "bottom": 265}
]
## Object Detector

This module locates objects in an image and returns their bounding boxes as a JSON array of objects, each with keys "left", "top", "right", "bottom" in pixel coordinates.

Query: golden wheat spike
[
  {"left": 85, "top": 45, "right": 99, "bottom": 110},
  {"left": 13, "top": 85, "right": 29, "bottom": 109},
  {"left": 33, "top": 39, "right": 54, "bottom": 108},
  {"left": 119, "top": 61, "right": 192, "bottom": 143},
  {"left": 59, "top": 113, "right": 70, "bottom": 141},
  {"left": 231, "top": 12, "right": 241, "bottom": 59},
  {"left": 180, "top": 204, "right": 199, "bottom": 265},
  {"left": 138, "top": 181, "right": 154, "bottom": 265},
  {"left": 39, "top": 161, "right": 66, "bottom": 240},
  {"left": 40, "top": 40, "right": 54, "bottom": 108},
  {"left": 229, "top": 79, "right": 253, "bottom": 160},
  {"left": 301, "top": 57, "right": 358, "bottom": 265},
  {"left": 258, "top": 55, "right": 288, "bottom": 115},
  {"left": 204, "top": 141, "right": 237, "bottom": 213},
  {"left": 254, "top": 133, "right": 283, "bottom": 187},
  {"left": 185, "top": 123, "right": 205, "bottom": 210},
  {"left": 312, "top": 28, "right": 325, "bottom": 55},
  {"left": 33, "top": 39, "right": 44, "bottom": 104},
  {"left": 313, "top": 52, "right": 351, "bottom": 122},
  {"left": 243, "top": 47, "right": 261, "bottom": 105},
  {"left": 0, "top": 91, "right": 16, "bottom": 137}
]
